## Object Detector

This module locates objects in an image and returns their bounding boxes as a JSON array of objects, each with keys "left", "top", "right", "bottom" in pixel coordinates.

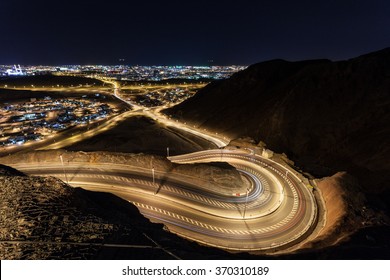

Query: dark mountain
[{"left": 165, "top": 48, "right": 390, "bottom": 202}]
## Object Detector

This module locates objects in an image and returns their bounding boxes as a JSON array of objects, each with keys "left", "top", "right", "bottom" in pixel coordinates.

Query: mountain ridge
[{"left": 164, "top": 48, "right": 390, "bottom": 197}]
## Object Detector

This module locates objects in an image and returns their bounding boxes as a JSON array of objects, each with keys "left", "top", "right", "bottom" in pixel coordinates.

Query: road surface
[{"left": 9, "top": 148, "right": 317, "bottom": 251}]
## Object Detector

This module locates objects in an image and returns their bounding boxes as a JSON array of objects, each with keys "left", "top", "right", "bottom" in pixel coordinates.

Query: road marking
[{"left": 13, "top": 148, "right": 317, "bottom": 250}]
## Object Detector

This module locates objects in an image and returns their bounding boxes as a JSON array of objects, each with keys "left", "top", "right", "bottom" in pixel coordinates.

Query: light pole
[
  {"left": 250, "top": 148, "right": 255, "bottom": 162},
  {"left": 59, "top": 155, "right": 69, "bottom": 184},
  {"left": 243, "top": 188, "right": 249, "bottom": 219}
]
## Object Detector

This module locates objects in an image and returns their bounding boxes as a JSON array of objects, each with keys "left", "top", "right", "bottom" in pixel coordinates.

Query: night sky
[{"left": 1, "top": 0, "right": 389, "bottom": 65}]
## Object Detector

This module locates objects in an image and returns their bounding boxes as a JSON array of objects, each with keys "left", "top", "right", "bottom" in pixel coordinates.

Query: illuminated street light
[
  {"left": 59, "top": 154, "right": 69, "bottom": 184},
  {"left": 243, "top": 188, "right": 250, "bottom": 219}
]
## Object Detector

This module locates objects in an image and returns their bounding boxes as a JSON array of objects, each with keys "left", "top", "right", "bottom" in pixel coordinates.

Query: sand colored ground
[
  {"left": 313, "top": 172, "right": 348, "bottom": 243},
  {"left": 288, "top": 171, "right": 367, "bottom": 253}
]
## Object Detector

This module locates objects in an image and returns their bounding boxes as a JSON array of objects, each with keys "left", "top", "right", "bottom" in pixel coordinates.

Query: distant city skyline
[
  {"left": 0, "top": 65, "right": 246, "bottom": 81},
  {"left": 1, "top": 0, "right": 390, "bottom": 65}
]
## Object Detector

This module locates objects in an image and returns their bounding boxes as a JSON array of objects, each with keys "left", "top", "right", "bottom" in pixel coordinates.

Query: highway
[
  {"left": 100, "top": 78, "right": 229, "bottom": 148},
  {"left": 8, "top": 148, "right": 317, "bottom": 251}
]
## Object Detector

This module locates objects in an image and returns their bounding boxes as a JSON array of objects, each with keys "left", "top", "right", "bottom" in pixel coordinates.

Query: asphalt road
[{"left": 11, "top": 147, "right": 317, "bottom": 251}]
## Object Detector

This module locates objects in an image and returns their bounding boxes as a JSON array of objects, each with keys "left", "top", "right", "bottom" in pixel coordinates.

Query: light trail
[{"left": 4, "top": 148, "right": 317, "bottom": 251}]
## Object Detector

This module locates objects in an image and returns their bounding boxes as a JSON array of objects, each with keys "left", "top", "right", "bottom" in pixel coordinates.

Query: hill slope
[{"left": 165, "top": 48, "right": 390, "bottom": 198}]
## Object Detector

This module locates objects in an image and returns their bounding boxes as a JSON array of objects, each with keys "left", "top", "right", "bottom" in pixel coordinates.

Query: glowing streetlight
[
  {"left": 59, "top": 154, "right": 69, "bottom": 184},
  {"left": 243, "top": 188, "right": 250, "bottom": 219}
]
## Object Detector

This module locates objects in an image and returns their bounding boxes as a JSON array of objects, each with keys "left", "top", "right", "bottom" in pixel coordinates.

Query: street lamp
[
  {"left": 59, "top": 154, "right": 69, "bottom": 184},
  {"left": 152, "top": 166, "right": 155, "bottom": 184},
  {"left": 243, "top": 188, "right": 250, "bottom": 219}
]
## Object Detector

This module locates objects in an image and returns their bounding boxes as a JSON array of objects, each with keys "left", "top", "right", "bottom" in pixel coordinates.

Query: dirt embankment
[
  {"left": 299, "top": 171, "right": 388, "bottom": 252},
  {"left": 66, "top": 116, "right": 217, "bottom": 156},
  {"left": 314, "top": 173, "right": 348, "bottom": 243}
]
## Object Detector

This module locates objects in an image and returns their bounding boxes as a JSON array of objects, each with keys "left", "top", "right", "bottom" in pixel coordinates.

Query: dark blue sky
[{"left": 1, "top": 0, "right": 389, "bottom": 65}]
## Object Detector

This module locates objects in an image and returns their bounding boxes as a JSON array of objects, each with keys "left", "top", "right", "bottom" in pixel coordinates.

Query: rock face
[{"left": 165, "top": 48, "right": 390, "bottom": 196}]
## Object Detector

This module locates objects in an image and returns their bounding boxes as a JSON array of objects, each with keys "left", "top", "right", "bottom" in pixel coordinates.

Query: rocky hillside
[{"left": 165, "top": 48, "right": 390, "bottom": 200}]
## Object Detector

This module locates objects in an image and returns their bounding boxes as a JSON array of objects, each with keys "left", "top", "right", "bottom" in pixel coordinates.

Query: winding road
[
  {"left": 8, "top": 147, "right": 317, "bottom": 251},
  {"left": 1, "top": 78, "right": 319, "bottom": 251}
]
